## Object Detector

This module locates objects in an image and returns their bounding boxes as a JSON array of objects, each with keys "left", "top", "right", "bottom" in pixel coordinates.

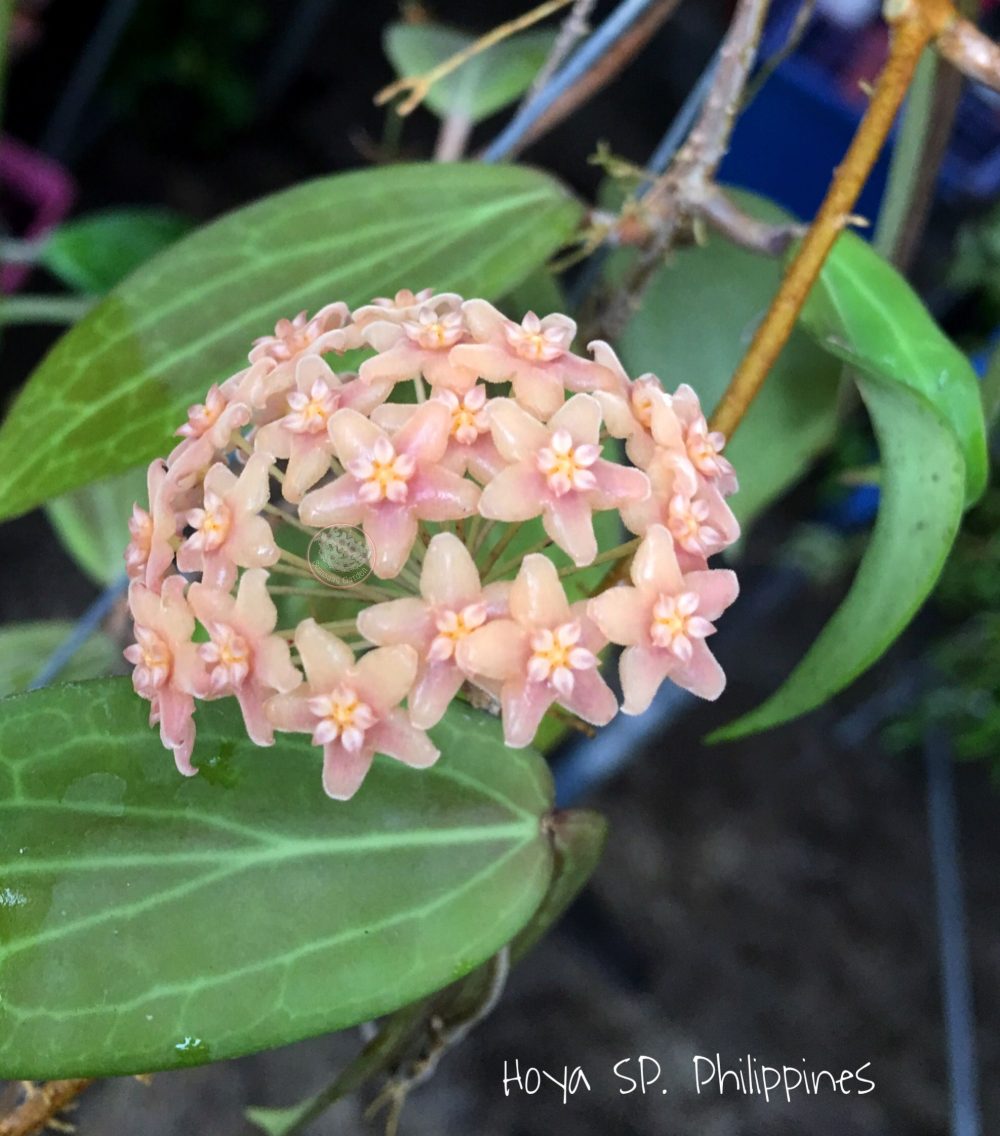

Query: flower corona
[{"left": 124, "top": 292, "right": 740, "bottom": 798}]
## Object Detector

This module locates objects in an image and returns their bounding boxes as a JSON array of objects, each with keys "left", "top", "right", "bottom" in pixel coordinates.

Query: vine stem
[
  {"left": 0, "top": 1079, "right": 94, "bottom": 1136},
  {"left": 709, "top": 0, "right": 955, "bottom": 439}
]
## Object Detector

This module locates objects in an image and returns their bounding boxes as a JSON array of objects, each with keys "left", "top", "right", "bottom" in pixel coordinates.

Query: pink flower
[
  {"left": 359, "top": 293, "right": 476, "bottom": 393},
  {"left": 249, "top": 302, "right": 360, "bottom": 370},
  {"left": 588, "top": 524, "right": 738, "bottom": 712},
  {"left": 456, "top": 554, "right": 617, "bottom": 747},
  {"left": 188, "top": 569, "right": 302, "bottom": 745},
  {"left": 479, "top": 394, "right": 649, "bottom": 566},
  {"left": 356, "top": 532, "right": 510, "bottom": 728},
  {"left": 621, "top": 460, "right": 739, "bottom": 570},
  {"left": 125, "top": 460, "right": 178, "bottom": 591},
  {"left": 124, "top": 576, "right": 208, "bottom": 774},
  {"left": 254, "top": 356, "right": 391, "bottom": 503},
  {"left": 265, "top": 619, "right": 438, "bottom": 799},
  {"left": 671, "top": 383, "right": 738, "bottom": 496},
  {"left": 299, "top": 401, "right": 480, "bottom": 578},
  {"left": 352, "top": 287, "right": 435, "bottom": 329},
  {"left": 166, "top": 388, "right": 252, "bottom": 490},
  {"left": 372, "top": 385, "right": 505, "bottom": 484},
  {"left": 449, "top": 302, "right": 613, "bottom": 417},
  {"left": 177, "top": 451, "right": 280, "bottom": 588}
]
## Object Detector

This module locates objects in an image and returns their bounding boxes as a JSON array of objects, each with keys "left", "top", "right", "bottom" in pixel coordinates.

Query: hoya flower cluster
[{"left": 124, "top": 290, "right": 740, "bottom": 799}]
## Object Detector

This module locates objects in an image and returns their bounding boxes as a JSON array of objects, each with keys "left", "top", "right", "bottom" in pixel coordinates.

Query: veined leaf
[
  {"left": 0, "top": 163, "right": 581, "bottom": 520},
  {"left": 713, "top": 372, "right": 965, "bottom": 739},
  {"left": 41, "top": 209, "right": 192, "bottom": 295},
  {"left": 0, "top": 678, "right": 554, "bottom": 1079},
  {"left": 619, "top": 197, "right": 841, "bottom": 529},
  {"left": 802, "top": 231, "right": 987, "bottom": 504},
  {"left": 384, "top": 23, "right": 555, "bottom": 123}
]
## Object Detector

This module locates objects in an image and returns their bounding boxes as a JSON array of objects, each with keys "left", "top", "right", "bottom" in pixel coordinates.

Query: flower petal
[
  {"left": 683, "top": 568, "right": 740, "bottom": 622},
  {"left": 631, "top": 523, "right": 683, "bottom": 593},
  {"left": 370, "top": 708, "right": 441, "bottom": 768},
  {"left": 322, "top": 741, "right": 376, "bottom": 800},
  {"left": 587, "top": 586, "right": 649, "bottom": 646},
  {"left": 478, "top": 464, "right": 546, "bottom": 522},
  {"left": 355, "top": 643, "right": 418, "bottom": 709},
  {"left": 619, "top": 645, "right": 673, "bottom": 715},
  {"left": 510, "top": 553, "right": 572, "bottom": 626},
  {"left": 294, "top": 618, "right": 354, "bottom": 687},
  {"left": 542, "top": 494, "right": 598, "bottom": 567},
  {"left": 421, "top": 532, "right": 482, "bottom": 606},
  {"left": 357, "top": 597, "right": 432, "bottom": 646},
  {"left": 548, "top": 393, "right": 602, "bottom": 444},
  {"left": 457, "top": 620, "right": 528, "bottom": 680}
]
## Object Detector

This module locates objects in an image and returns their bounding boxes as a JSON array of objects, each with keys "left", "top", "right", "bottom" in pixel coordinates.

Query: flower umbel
[{"left": 124, "top": 290, "right": 739, "bottom": 798}]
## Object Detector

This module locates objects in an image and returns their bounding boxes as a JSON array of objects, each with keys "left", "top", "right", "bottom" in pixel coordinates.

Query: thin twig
[
  {"left": 482, "top": 0, "right": 680, "bottom": 162},
  {"left": 743, "top": 0, "right": 817, "bottom": 106},
  {"left": 375, "top": 0, "right": 573, "bottom": 116},
  {"left": 0, "top": 1080, "right": 94, "bottom": 1136},
  {"left": 522, "top": 0, "right": 598, "bottom": 104},
  {"left": 597, "top": 0, "right": 774, "bottom": 340},
  {"left": 936, "top": 10, "right": 1000, "bottom": 88},
  {"left": 710, "top": 0, "right": 954, "bottom": 438}
]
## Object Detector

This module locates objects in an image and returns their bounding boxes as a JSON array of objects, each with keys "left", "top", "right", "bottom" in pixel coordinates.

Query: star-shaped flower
[
  {"left": 457, "top": 554, "right": 617, "bottom": 747},
  {"left": 124, "top": 576, "right": 209, "bottom": 774},
  {"left": 479, "top": 394, "right": 649, "bottom": 566},
  {"left": 588, "top": 524, "right": 738, "bottom": 712},
  {"left": 126, "top": 459, "right": 179, "bottom": 591},
  {"left": 188, "top": 569, "right": 302, "bottom": 745},
  {"left": 359, "top": 293, "right": 476, "bottom": 393},
  {"left": 177, "top": 451, "right": 280, "bottom": 589},
  {"left": 299, "top": 401, "right": 480, "bottom": 578},
  {"left": 357, "top": 532, "right": 511, "bottom": 728},
  {"left": 254, "top": 356, "right": 392, "bottom": 503},
  {"left": 249, "top": 302, "right": 361, "bottom": 372},
  {"left": 265, "top": 619, "right": 438, "bottom": 799},
  {"left": 448, "top": 301, "right": 616, "bottom": 417}
]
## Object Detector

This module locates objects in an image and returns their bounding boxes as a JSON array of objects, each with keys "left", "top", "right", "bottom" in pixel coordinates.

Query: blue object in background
[{"left": 719, "top": 0, "right": 1000, "bottom": 224}]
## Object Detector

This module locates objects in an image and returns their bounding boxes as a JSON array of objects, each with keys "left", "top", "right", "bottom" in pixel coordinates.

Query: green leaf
[
  {"left": 0, "top": 678, "right": 555, "bottom": 1079},
  {"left": 0, "top": 623, "right": 120, "bottom": 697},
  {"left": 41, "top": 209, "right": 193, "bottom": 295},
  {"left": 712, "top": 371, "right": 965, "bottom": 740},
  {"left": 246, "top": 809, "right": 606, "bottom": 1136},
  {"left": 801, "top": 231, "right": 988, "bottom": 505},
  {"left": 618, "top": 198, "right": 841, "bottom": 529},
  {"left": 45, "top": 465, "right": 147, "bottom": 585},
  {"left": 0, "top": 163, "right": 582, "bottom": 521},
  {"left": 384, "top": 23, "right": 555, "bottom": 123}
]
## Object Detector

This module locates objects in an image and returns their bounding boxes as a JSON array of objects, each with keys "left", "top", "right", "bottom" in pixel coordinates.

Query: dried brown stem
[{"left": 0, "top": 1080, "right": 94, "bottom": 1136}]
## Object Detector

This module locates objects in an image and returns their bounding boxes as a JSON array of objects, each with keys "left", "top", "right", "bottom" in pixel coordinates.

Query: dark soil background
[{"left": 1, "top": 1, "right": 998, "bottom": 1134}]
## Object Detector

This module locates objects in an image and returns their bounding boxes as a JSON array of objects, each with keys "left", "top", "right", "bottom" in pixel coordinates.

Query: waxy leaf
[
  {"left": 713, "top": 372, "right": 965, "bottom": 739},
  {"left": 802, "top": 231, "right": 987, "bottom": 504},
  {"left": 0, "top": 679, "right": 555, "bottom": 1079},
  {"left": 384, "top": 23, "right": 555, "bottom": 123},
  {"left": 0, "top": 163, "right": 581, "bottom": 520},
  {"left": 618, "top": 201, "right": 841, "bottom": 529},
  {"left": 41, "top": 208, "right": 192, "bottom": 295}
]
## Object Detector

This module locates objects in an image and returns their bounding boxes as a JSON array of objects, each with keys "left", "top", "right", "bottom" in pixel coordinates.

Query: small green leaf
[
  {"left": 618, "top": 196, "right": 841, "bottom": 529},
  {"left": 384, "top": 23, "right": 555, "bottom": 123},
  {"left": 801, "top": 231, "right": 988, "bottom": 504},
  {"left": 41, "top": 209, "right": 192, "bottom": 294},
  {"left": 712, "top": 372, "right": 965, "bottom": 740},
  {"left": 0, "top": 163, "right": 581, "bottom": 521},
  {"left": 0, "top": 679, "right": 554, "bottom": 1078},
  {"left": 0, "top": 623, "right": 120, "bottom": 696},
  {"left": 45, "top": 465, "right": 147, "bottom": 585}
]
